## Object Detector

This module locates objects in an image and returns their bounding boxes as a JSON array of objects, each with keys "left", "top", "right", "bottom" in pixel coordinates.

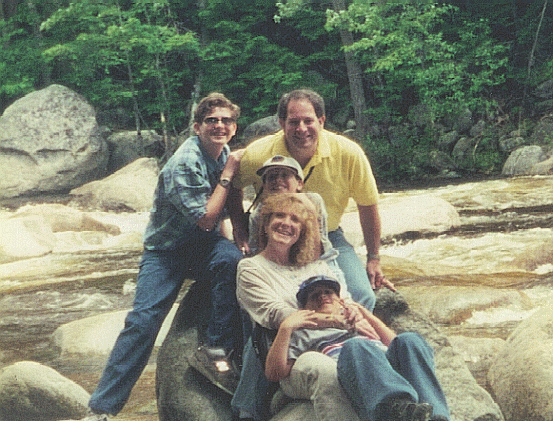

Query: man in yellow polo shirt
[
  {"left": 233, "top": 89, "right": 393, "bottom": 309},
  {"left": 230, "top": 89, "right": 395, "bottom": 421}
]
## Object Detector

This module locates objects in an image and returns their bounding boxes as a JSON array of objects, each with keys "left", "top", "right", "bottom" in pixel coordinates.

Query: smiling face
[
  {"left": 265, "top": 207, "right": 303, "bottom": 249},
  {"left": 280, "top": 99, "right": 325, "bottom": 156},
  {"left": 303, "top": 284, "right": 341, "bottom": 313},
  {"left": 193, "top": 106, "right": 237, "bottom": 150},
  {"left": 258, "top": 193, "right": 319, "bottom": 265},
  {"left": 263, "top": 167, "right": 304, "bottom": 194}
]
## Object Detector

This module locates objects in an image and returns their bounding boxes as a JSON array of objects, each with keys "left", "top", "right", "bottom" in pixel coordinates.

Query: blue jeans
[
  {"left": 328, "top": 228, "right": 375, "bottom": 310},
  {"left": 337, "top": 333, "right": 450, "bottom": 421},
  {"left": 232, "top": 227, "right": 376, "bottom": 419},
  {"left": 232, "top": 338, "right": 272, "bottom": 420},
  {"left": 89, "top": 230, "right": 242, "bottom": 415}
]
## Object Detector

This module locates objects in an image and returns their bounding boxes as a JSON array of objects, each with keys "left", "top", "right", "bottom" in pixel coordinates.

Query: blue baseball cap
[{"left": 296, "top": 275, "right": 341, "bottom": 307}]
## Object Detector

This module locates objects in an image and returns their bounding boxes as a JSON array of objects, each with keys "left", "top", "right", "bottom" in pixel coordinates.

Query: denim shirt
[{"left": 143, "top": 136, "right": 229, "bottom": 250}]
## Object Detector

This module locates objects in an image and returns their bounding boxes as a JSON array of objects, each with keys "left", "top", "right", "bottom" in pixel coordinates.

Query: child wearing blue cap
[{"left": 265, "top": 276, "right": 450, "bottom": 421}]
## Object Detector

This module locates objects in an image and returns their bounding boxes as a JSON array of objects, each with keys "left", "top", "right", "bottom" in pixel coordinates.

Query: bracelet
[{"left": 367, "top": 253, "right": 380, "bottom": 261}]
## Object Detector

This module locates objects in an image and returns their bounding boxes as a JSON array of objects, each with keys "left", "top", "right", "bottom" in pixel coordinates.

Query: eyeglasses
[{"left": 203, "top": 117, "right": 236, "bottom": 126}]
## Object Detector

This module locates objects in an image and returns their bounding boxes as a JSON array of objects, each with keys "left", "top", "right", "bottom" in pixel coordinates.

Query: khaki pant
[{"left": 280, "top": 351, "right": 361, "bottom": 421}]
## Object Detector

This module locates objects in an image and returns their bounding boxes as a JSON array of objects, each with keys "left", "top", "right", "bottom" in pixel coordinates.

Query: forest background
[{"left": 1, "top": 0, "right": 552, "bottom": 184}]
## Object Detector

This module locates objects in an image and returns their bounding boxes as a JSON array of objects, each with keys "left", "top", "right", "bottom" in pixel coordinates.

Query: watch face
[{"left": 220, "top": 178, "right": 231, "bottom": 187}]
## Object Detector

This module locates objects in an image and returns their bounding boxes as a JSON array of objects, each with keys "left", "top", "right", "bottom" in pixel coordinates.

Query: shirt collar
[{"left": 195, "top": 136, "right": 229, "bottom": 168}]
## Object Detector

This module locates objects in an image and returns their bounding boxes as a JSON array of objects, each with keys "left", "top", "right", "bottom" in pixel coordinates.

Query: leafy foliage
[
  {"left": 0, "top": 0, "right": 552, "bottom": 180},
  {"left": 40, "top": 0, "right": 199, "bottom": 134},
  {"left": 322, "top": 1, "right": 510, "bottom": 180}
]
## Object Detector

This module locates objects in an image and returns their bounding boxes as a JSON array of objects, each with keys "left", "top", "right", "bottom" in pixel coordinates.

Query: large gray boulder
[
  {"left": 241, "top": 115, "right": 280, "bottom": 144},
  {"left": 488, "top": 304, "right": 553, "bottom": 421},
  {"left": 502, "top": 145, "right": 548, "bottom": 176},
  {"left": 530, "top": 155, "right": 553, "bottom": 175},
  {"left": 156, "top": 288, "right": 503, "bottom": 421},
  {"left": 340, "top": 194, "right": 460, "bottom": 247},
  {"left": 0, "top": 214, "right": 56, "bottom": 263},
  {"left": 0, "top": 84, "right": 108, "bottom": 199},
  {"left": 53, "top": 304, "right": 178, "bottom": 360},
  {"left": 156, "top": 282, "right": 234, "bottom": 421},
  {"left": 106, "top": 130, "right": 163, "bottom": 173},
  {"left": 0, "top": 361, "right": 89, "bottom": 421},
  {"left": 70, "top": 157, "right": 159, "bottom": 212}
]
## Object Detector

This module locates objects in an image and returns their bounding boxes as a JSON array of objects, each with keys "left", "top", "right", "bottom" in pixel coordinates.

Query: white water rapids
[{"left": 0, "top": 175, "right": 551, "bottom": 418}]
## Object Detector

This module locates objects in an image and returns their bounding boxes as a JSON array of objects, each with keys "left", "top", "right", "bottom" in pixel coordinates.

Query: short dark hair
[
  {"left": 277, "top": 89, "right": 325, "bottom": 121},
  {"left": 194, "top": 92, "right": 240, "bottom": 124}
]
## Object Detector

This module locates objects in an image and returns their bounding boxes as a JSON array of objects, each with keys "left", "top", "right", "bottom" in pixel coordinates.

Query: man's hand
[
  {"left": 367, "top": 258, "right": 396, "bottom": 292},
  {"left": 222, "top": 149, "right": 245, "bottom": 179}
]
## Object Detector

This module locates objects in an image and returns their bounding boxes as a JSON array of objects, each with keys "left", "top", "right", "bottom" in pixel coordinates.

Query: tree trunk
[
  {"left": 331, "top": 0, "right": 371, "bottom": 142},
  {"left": 26, "top": 0, "right": 51, "bottom": 85}
]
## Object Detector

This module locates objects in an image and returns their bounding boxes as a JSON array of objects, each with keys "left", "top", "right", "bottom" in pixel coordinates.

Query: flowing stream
[{"left": 1, "top": 175, "right": 552, "bottom": 419}]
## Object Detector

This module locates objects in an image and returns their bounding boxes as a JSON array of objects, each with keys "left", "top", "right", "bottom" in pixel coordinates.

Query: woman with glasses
[{"left": 84, "top": 93, "right": 244, "bottom": 420}]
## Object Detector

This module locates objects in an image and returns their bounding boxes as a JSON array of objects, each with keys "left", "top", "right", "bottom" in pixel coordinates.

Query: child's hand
[
  {"left": 354, "top": 319, "right": 381, "bottom": 340},
  {"left": 280, "top": 310, "right": 319, "bottom": 330}
]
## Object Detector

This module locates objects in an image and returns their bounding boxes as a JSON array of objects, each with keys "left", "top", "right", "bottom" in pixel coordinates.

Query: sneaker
[
  {"left": 381, "top": 398, "right": 433, "bottom": 421},
  {"left": 82, "top": 408, "right": 110, "bottom": 421},
  {"left": 188, "top": 345, "right": 240, "bottom": 395}
]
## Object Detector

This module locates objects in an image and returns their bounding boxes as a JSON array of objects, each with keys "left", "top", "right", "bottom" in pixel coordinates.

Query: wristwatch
[{"left": 219, "top": 177, "right": 231, "bottom": 188}]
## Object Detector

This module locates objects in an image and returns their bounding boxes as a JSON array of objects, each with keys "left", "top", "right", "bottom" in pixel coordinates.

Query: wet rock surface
[{"left": 0, "top": 175, "right": 552, "bottom": 421}]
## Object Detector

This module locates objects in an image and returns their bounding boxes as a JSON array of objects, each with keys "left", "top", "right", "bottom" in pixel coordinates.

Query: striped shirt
[{"left": 288, "top": 328, "right": 388, "bottom": 362}]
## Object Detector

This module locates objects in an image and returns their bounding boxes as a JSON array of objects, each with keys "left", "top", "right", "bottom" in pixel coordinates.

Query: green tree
[
  {"left": 323, "top": 1, "right": 508, "bottom": 179},
  {"left": 41, "top": 0, "right": 199, "bottom": 141},
  {"left": 194, "top": 0, "right": 343, "bottom": 132},
  {"left": 0, "top": 0, "right": 61, "bottom": 109}
]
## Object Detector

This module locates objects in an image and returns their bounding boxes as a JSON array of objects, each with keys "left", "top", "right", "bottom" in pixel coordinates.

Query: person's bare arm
[
  {"left": 226, "top": 185, "right": 250, "bottom": 254},
  {"left": 355, "top": 304, "right": 396, "bottom": 346},
  {"left": 357, "top": 204, "right": 395, "bottom": 292},
  {"left": 265, "top": 310, "right": 319, "bottom": 382},
  {"left": 197, "top": 149, "right": 244, "bottom": 232},
  {"left": 225, "top": 161, "right": 251, "bottom": 255}
]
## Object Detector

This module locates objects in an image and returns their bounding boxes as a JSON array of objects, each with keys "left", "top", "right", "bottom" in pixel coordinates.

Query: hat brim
[
  {"left": 256, "top": 164, "right": 299, "bottom": 178},
  {"left": 296, "top": 276, "right": 341, "bottom": 307}
]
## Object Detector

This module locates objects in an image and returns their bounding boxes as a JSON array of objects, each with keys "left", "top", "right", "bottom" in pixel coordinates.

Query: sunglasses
[{"left": 203, "top": 117, "right": 236, "bottom": 126}]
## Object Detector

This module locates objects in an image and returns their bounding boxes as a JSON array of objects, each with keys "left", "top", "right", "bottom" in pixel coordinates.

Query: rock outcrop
[
  {"left": 106, "top": 130, "right": 163, "bottom": 173},
  {"left": 501, "top": 145, "right": 548, "bottom": 176},
  {"left": 0, "top": 84, "right": 108, "bottom": 199},
  {"left": 70, "top": 157, "right": 159, "bottom": 212},
  {"left": 341, "top": 194, "right": 460, "bottom": 246},
  {"left": 0, "top": 204, "right": 121, "bottom": 264},
  {"left": 488, "top": 304, "right": 553, "bottom": 421},
  {"left": 0, "top": 361, "right": 89, "bottom": 421},
  {"left": 156, "top": 288, "right": 504, "bottom": 421}
]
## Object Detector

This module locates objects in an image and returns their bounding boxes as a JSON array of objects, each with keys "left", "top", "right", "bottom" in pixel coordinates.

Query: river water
[{"left": 1, "top": 175, "right": 552, "bottom": 419}]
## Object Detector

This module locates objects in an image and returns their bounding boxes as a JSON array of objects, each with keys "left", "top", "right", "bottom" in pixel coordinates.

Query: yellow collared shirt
[{"left": 236, "top": 129, "right": 379, "bottom": 231}]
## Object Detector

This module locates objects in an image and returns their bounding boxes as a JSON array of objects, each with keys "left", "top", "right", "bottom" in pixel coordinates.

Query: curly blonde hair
[{"left": 257, "top": 193, "right": 320, "bottom": 265}]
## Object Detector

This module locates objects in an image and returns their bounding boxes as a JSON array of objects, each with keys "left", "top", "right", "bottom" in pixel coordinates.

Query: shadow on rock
[{"left": 156, "top": 282, "right": 234, "bottom": 421}]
